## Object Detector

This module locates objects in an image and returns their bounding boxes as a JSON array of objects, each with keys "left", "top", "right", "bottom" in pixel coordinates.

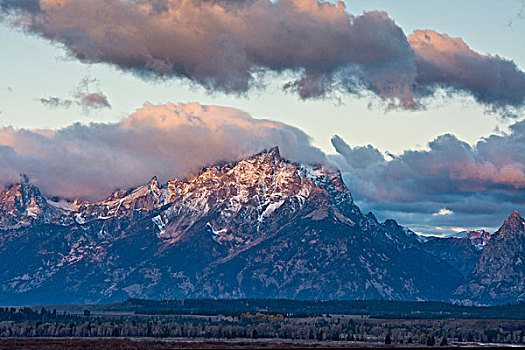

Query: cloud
[
  {"left": 2, "top": 97, "right": 523, "bottom": 233},
  {"left": 507, "top": 0, "right": 525, "bottom": 27},
  {"left": 39, "top": 96, "right": 73, "bottom": 109},
  {"left": 0, "top": 102, "right": 327, "bottom": 200},
  {"left": 2, "top": 0, "right": 524, "bottom": 111},
  {"left": 408, "top": 30, "right": 525, "bottom": 115},
  {"left": 78, "top": 92, "right": 110, "bottom": 110},
  {"left": 38, "top": 77, "right": 111, "bottom": 112},
  {"left": 331, "top": 121, "right": 525, "bottom": 233},
  {"left": 433, "top": 208, "right": 453, "bottom": 216},
  {"left": 0, "top": 0, "right": 40, "bottom": 12}
]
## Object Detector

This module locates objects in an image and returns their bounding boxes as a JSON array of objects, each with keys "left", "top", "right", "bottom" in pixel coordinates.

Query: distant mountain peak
[
  {"left": 249, "top": 146, "right": 281, "bottom": 164},
  {"left": 455, "top": 210, "right": 525, "bottom": 304},
  {"left": 500, "top": 211, "right": 525, "bottom": 233},
  {"left": 0, "top": 148, "right": 481, "bottom": 304},
  {"left": 268, "top": 145, "right": 280, "bottom": 156},
  {"left": 148, "top": 176, "right": 160, "bottom": 187},
  {"left": 383, "top": 218, "right": 400, "bottom": 228},
  {"left": 0, "top": 174, "right": 64, "bottom": 229},
  {"left": 508, "top": 210, "right": 523, "bottom": 221},
  {"left": 9, "top": 176, "right": 44, "bottom": 207}
]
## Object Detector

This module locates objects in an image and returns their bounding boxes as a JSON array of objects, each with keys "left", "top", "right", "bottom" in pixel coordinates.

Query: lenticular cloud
[{"left": 2, "top": 0, "right": 524, "bottom": 112}]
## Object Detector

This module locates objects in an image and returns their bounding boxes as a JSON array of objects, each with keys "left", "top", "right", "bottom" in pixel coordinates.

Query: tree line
[{"left": 1, "top": 307, "right": 524, "bottom": 345}]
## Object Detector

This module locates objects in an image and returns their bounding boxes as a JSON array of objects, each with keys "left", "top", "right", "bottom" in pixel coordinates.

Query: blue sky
[{"left": 0, "top": 0, "right": 524, "bottom": 234}]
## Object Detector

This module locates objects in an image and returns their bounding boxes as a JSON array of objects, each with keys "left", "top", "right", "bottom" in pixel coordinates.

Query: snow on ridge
[
  {"left": 3, "top": 150, "right": 347, "bottom": 235},
  {"left": 206, "top": 222, "right": 233, "bottom": 244},
  {"left": 258, "top": 200, "right": 285, "bottom": 222},
  {"left": 74, "top": 213, "right": 86, "bottom": 225},
  {"left": 25, "top": 205, "right": 43, "bottom": 218},
  {"left": 48, "top": 198, "right": 77, "bottom": 211}
]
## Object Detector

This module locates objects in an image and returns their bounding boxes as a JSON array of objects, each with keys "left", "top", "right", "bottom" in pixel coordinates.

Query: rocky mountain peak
[
  {"left": 507, "top": 210, "right": 523, "bottom": 222},
  {"left": 267, "top": 145, "right": 280, "bottom": 157},
  {"left": 72, "top": 176, "right": 168, "bottom": 225},
  {"left": 0, "top": 175, "right": 42, "bottom": 211},
  {"left": 0, "top": 175, "right": 62, "bottom": 229},
  {"left": 499, "top": 211, "right": 525, "bottom": 235},
  {"left": 0, "top": 148, "right": 490, "bottom": 304},
  {"left": 148, "top": 176, "right": 160, "bottom": 188},
  {"left": 246, "top": 146, "right": 281, "bottom": 166},
  {"left": 382, "top": 218, "right": 401, "bottom": 232},
  {"left": 454, "top": 211, "right": 525, "bottom": 304},
  {"left": 15, "top": 174, "right": 42, "bottom": 198}
]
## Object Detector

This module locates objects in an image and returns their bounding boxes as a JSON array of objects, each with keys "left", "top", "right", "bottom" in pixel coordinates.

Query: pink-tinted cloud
[
  {"left": 39, "top": 93, "right": 110, "bottom": 110},
  {"left": 78, "top": 92, "right": 110, "bottom": 110},
  {"left": 39, "top": 77, "right": 111, "bottom": 112},
  {"left": 331, "top": 123, "right": 525, "bottom": 232},
  {"left": 332, "top": 129, "right": 525, "bottom": 203},
  {"left": 408, "top": 30, "right": 525, "bottom": 114},
  {"left": 2, "top": 0, "right": 524, "bottom": 111},
  {"left": 0, "top": 102, "right": 326, "bottom": 200}
]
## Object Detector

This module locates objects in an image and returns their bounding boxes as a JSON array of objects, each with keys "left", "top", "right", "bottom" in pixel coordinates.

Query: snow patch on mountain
[
  {"left": 152, "top": 215, "right": 166, "bottom": 236},
  {"left": 259, "top": 200, "right": 285, "bottom": 222},
  {"left": 48, "top": 198, "right": 77, "bottom": 211}
]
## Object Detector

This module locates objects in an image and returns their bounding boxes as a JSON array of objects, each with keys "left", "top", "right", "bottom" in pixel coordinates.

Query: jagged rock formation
[
  {"left": 0, "top": 174, "right": 66, "bottom": 229},
  {"left": 0, "top": 148, "right": 520, "bottom": 305},
  {"left": 424, "top": 230, "right": 491, "bottom": 278},
  {"left": 455, "top": 211, "right": 525, "bottom": 305}
]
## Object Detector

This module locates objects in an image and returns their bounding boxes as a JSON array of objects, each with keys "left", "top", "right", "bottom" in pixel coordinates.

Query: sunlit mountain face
[
  {"left": 0, "top": 0, "right": 524, "bottom": 309},
  {"left": 1, "top": 101, "right": 524, "bottom": 236},
  {"left": 0, "top": 148, "right": 523, "bottom": 305}
]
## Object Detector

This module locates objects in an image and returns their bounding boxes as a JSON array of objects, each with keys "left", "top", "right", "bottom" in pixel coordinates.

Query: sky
[{"left": 0, "top": 0, "right": 524, "bottom": 235}]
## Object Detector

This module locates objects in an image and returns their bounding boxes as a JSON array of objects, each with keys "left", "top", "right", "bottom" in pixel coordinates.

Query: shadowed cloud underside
[{"left": 1, "top": 0, "right": 524, "bottom": 113}]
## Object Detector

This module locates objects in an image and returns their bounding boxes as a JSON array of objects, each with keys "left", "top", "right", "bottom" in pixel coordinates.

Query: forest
[
  {"left": 116, "top": 298, "right": 525, "bottom": 319},
  {"left": 1, "top": 301, "right": 525, "bottom": 346}
]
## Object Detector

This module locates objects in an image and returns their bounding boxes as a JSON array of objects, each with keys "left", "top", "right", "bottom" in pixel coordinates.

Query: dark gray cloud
[
  {"left": 77, "top": 92, "right": 111, "bottom": 111},
  {"left": 408, "top": 30, "right": 525, "bottom": 115},
  {"left": 39, "top": 93, "right": 110, "bottom": 111},
  {"left": 331, "top": 121, "right": 525, "bottom": 233},
  {"left": 0, "top": 0, "right": 40, "bottom": 12},
  {"left": 38, "top": 78, "right": 111, "bottom": 112},
  {"left": 39, "top": 96, "right": 73, "bottom": 109},
  {"left": 2, "top": 0, "right": 524, "bottom": 111},
  {"left": 0, "top": 102, "right": 327, "bottom": 200}
]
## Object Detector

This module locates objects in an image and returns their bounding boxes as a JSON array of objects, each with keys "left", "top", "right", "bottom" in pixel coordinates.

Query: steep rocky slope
[
  {"left": 424, "top": 230, "right": 491, "bottom": 278},
  {"left": 0, "top": 147, "right": 501, "bottom": 305},
  {"left": 455, "top": 211, "right": 525, "bottom": 305},
  {"left": 0, "top": 175, "right": 66, "bottom": 229}
]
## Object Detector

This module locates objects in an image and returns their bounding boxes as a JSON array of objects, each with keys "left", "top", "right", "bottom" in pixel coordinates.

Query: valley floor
[
  {"left": 0, "top": 337, "right": 516, "bottom": 349},
  {"left": 2, "top": 301, "right": 525, "bottom": 348}
]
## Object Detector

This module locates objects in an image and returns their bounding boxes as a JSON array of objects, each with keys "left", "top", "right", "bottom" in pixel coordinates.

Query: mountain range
[{"left": 0, "top": 147, "right": 523, "bottom": 305}]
